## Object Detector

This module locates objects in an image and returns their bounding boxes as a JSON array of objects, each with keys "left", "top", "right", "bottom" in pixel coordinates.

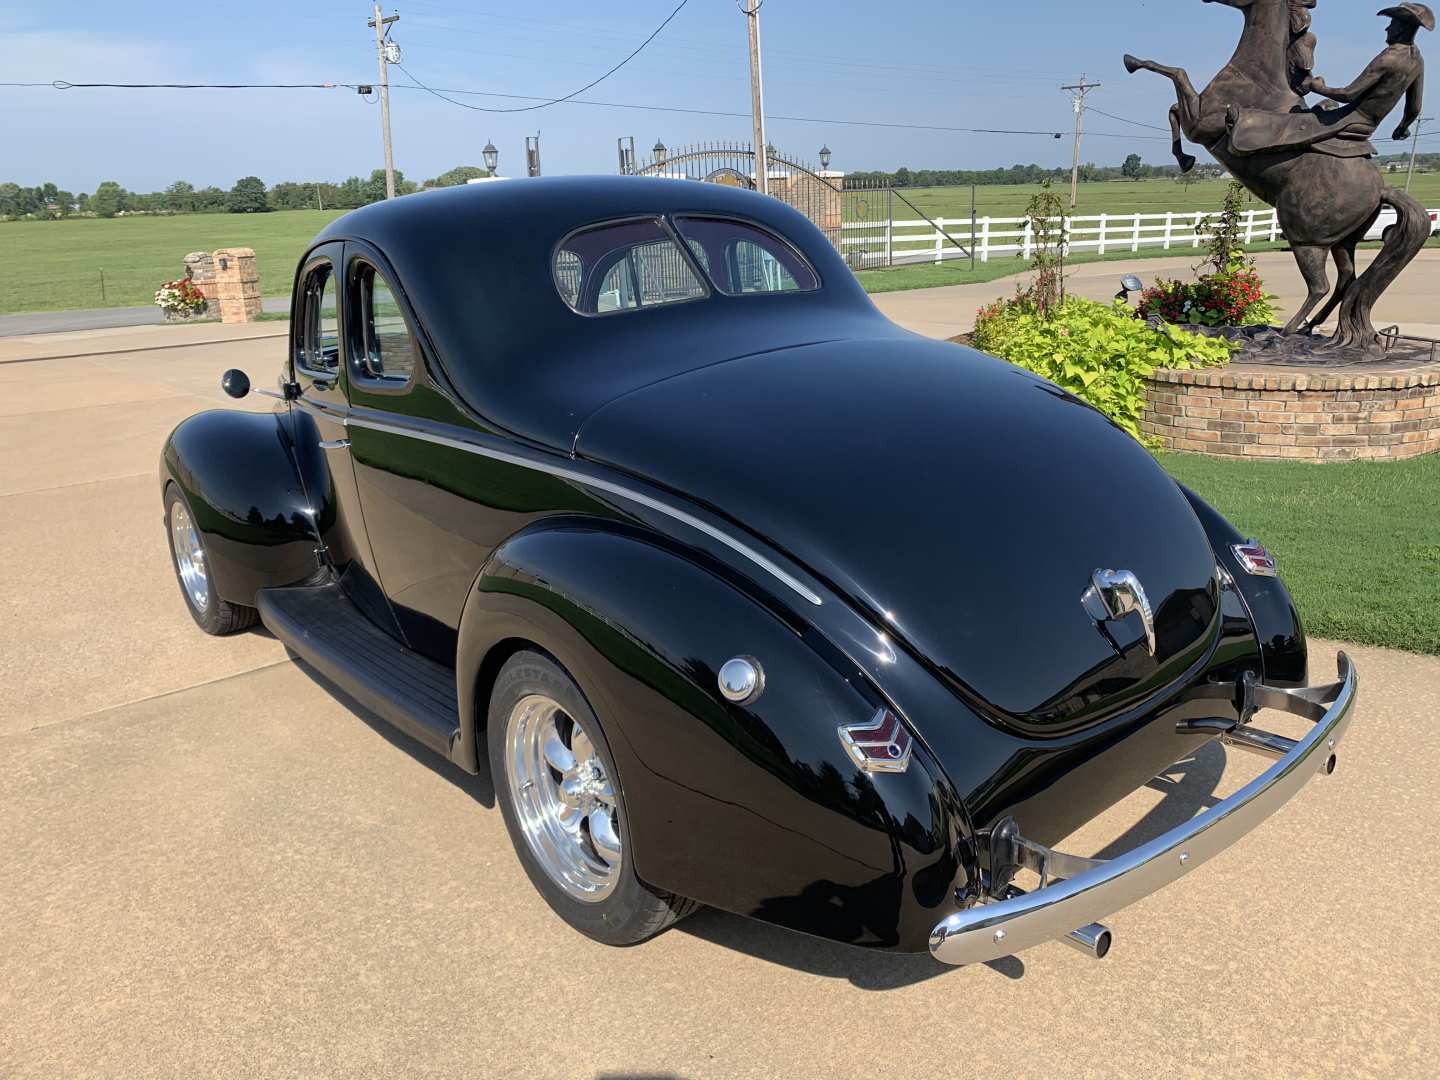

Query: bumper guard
[{"left": 929, "top": 652, "right": 1357, "bottom": 966}]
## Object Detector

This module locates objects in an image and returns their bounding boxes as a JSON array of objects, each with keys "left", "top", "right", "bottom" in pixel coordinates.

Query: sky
[{"left": 3, "top": 0, "right": 1434, "bottom": 193}]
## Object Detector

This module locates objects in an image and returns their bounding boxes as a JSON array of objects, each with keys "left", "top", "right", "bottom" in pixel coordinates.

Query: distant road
[{"left": 0, "top": 297, "right": 290, "bottom": 338}]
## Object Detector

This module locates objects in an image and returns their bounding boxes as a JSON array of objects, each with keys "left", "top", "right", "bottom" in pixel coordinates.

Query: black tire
[
  {"left": 488, "top": 650, "right": 697, "bottom": 946},
  {"left": 163, "top": 484, "right": 258, "bottom": 636}
]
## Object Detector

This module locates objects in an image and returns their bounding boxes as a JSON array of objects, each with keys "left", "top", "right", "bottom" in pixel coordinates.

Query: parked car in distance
[
  {"left": 161, "top": 176, "right": 1357, "bottom": 967},
  {"left": 1365, "top": 202, "right": 1440, "bottom": 241}
]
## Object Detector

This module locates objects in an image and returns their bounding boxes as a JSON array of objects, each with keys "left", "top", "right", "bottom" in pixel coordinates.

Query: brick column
[{"left": 211, "top": 247, "right": 263, "bottom": 324}]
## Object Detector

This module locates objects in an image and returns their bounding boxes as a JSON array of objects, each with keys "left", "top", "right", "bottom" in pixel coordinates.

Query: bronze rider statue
[{"left": 1228, "top": 4, "right": 1433, "bottom": 157}]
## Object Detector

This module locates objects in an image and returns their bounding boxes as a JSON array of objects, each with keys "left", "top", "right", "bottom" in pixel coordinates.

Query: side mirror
[{"left": 221, "top": 368, "right": 251, "bottom": 399}]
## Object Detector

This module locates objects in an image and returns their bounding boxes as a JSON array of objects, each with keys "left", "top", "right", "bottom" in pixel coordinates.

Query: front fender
[
  {"left": 161, "top": 409, "right": 319, "bottom": 606},
  {"left": 1179, "top": 484, "right": 1307, "bottom": 686},
  {"left": 455, "top": 518, "right": 974, "bottom": 951}
]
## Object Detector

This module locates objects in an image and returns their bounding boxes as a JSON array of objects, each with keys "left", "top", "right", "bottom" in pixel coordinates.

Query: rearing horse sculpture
[{"left": 1125, "top": 0, "right": 1428, "bottom": 350}]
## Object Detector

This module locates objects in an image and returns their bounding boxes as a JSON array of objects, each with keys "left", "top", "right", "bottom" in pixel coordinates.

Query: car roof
[{"left": 313, "top": 176, "right": 898, "bottom": 449}]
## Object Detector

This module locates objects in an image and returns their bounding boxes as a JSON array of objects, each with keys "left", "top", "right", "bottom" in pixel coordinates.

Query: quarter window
[
  {"left": 298, "top": 263, "right": 340, "bottom": 374},
  {"left": 351, "top": 262, "right": 417, "bottom": 385},
  {"left": 673, "top": 217, "right": 818, "bottom": 295},
  {"left": 554, "top": 219, "right": 706, "bottom": 315}
]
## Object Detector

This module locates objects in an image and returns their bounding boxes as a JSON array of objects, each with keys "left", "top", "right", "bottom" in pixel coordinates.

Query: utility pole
[
  {"left": 741, "top": 0, "right": 768, "bottom": 195},
  {"left": 1061, "top": 76, "right": 1099, "bottom": 209},
  {"left": 1406, "top": 117, "right": 1432, "bottom": 192},
  {"left": 368, "top": 4, "right": 400, "bottom": 199}
]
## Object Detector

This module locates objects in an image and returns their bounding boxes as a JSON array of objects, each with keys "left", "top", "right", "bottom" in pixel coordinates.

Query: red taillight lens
[
  {"left": 1232, "top": 540, "right": 1278, "bottom": 577},
  {"left": 837, "top": 708, "right": 913, "bottom": 774}
]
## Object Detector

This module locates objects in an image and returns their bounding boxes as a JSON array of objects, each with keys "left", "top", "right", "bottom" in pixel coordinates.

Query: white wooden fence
[{"left": 841, "top": 207, "right": 1289, "bottom": 265}]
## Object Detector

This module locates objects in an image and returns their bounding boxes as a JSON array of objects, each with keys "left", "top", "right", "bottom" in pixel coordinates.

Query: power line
[
  {"left": 385, "top": 80, "right": 1167, "bottom": 139},
  {"left": 1086, "top": 105, "right": 1170, "bottom": 133},
  {"left": 48, "top": 79, "right": 340, "bottom": 89},
  {"left": 396, "top": 0, "right": 691, "bottom": 113}
]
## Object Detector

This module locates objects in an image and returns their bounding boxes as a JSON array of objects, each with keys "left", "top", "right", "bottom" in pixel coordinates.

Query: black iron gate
[{"left": 618, "top": 139, "right": 969, "bottom": 270}]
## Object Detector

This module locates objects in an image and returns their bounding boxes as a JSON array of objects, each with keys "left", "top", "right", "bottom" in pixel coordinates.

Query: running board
[{"left": 256, "top": 583, "right": 461, "bottom": 760}]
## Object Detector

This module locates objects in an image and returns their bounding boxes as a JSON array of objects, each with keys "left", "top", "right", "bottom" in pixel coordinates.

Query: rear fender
[
  {"left": 161, "top": 409, "right": 319, "bottom": 606},
  {"left": 455, "top": 518, "right": 974, "bottom": 950},
  {"left": 1179, "top": 484, "right": 1307, "bottom": 685}
]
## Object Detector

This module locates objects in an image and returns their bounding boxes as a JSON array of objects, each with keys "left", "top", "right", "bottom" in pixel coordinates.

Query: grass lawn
[
  {"left": 1158, "top": 451, "right": 1440, "bottom": 656},
  {"left": 0, "top": 209, "right": 344, "bottom": 314}
]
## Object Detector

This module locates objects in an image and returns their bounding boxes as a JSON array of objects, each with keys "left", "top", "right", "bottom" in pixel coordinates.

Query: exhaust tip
[
  {"left": 1063, "top": 922, "right": 1112, "bottom": 959},
  {"left": 1324, "top": 753, "right": 1337, "bottom": 775}
]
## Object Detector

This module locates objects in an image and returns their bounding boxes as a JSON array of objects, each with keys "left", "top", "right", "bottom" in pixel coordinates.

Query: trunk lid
[{"left": 575, "top": 338, "right": 1220, "bottom": 733}]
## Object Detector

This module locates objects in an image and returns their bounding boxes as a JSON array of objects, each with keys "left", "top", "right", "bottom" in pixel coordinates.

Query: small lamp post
[
  {"left": 653, "top": 140, "right": 668, "bottom": 166},
  {"left": 819, "top": 145, "right": 832, "bottom": 171},
  {"left": 483, "top": 140, "right": 499, "bottom": 175}
]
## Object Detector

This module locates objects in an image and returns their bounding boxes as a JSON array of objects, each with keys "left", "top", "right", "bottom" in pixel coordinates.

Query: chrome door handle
[{"left": 318, "top": 438, "right": 351, "bottom": 450}]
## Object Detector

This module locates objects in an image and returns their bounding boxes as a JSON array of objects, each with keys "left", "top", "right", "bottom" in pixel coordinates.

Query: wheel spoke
[
  {"left": 556, "top": 803, "right": 584, "bottom": 834},
  {"left": 542, "top": 734, "right": 575, "bottom": 774},
  {"left": 569, "top": 725, "right": 594, "bottom": 765},
  {"left": 588, "top": 809, "right": 621, "bottom": 865}
]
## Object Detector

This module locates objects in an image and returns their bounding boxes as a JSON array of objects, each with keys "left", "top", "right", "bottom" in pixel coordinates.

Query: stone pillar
[
  {"left": 212, "top": 247, "right": 263, "bottom": 323},
  {"left": 182, "top": 251, "right": 216, "bottom": 305}
]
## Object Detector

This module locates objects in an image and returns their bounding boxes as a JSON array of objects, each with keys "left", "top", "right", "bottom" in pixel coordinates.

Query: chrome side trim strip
[
  {"left": 323, "top": 407, "right": 823, "bottom": 607},
  {"left": 928, "top": 652, "right": 1357, "bottom": 966}
]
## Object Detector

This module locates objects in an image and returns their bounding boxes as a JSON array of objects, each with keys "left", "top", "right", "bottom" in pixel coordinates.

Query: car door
[{"left": 289, "top": 243, "right": 402, "bottom": 638}]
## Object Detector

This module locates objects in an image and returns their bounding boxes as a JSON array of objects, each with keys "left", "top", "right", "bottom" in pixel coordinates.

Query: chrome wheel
[
  {"left": 504, "top": 694, "right": 622, "bottom": 902},
  {"left": 169, "top": 501, "right": 209, "bottom": 612}
]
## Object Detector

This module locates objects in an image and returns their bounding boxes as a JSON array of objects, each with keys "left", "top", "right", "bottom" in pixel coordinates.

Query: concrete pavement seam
[
  {"left": 0, "top": 330, "right": 289, "bottom": 365},
  {"left": 0, "top": 471, "right": 151, "bottom": 501},
  {"left": 9, "top": 657, "right": 298, "bottom": 739}
]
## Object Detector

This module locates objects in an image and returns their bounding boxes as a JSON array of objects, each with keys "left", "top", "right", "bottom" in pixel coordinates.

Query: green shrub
[{"left": 973, "top": 295, "right": 1235, "bottom": 442}]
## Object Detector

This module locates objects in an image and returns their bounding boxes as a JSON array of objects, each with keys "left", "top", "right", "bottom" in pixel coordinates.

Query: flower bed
[{"left": 154, "top": 277, "right": 209, "bottom": 319}]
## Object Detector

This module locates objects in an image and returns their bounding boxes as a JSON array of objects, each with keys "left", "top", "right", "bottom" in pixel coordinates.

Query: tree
[
  {"left": 89, "top": 181, "right": 126, "bottom": 218},
  {"left": 430, "top": 164, "right": 489, "bottom": 187},
  {"left": 1122, "top": 153, "right": 1144, "bottom": 179},
  {"left": 194, "top": 186, "right": 229, "bottom": 212},
  {"left": 165, "top": 181, "right": 196, "bottom": 213},
  {"left": 228, "top": 175, "right": 269, "bottom": 213}
]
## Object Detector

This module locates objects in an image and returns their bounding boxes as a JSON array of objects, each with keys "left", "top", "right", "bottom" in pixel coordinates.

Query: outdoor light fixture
[
  {"left": 653, "top": 140, "right": 667, "bottom": 164},
  {"left": 1115, "top": 274, "right": 1145, "bottom": 301},
  {"left": 819, "top": 145, "right": 832, "bottom": 170},
  {"left": 483, "top": 140, "right": 499, "bottom": 172}
]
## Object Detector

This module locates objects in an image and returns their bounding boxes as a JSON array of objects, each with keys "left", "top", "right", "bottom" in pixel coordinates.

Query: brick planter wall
[{"left": 1141, "top": 367, "right": 1440, "bottom": 461}]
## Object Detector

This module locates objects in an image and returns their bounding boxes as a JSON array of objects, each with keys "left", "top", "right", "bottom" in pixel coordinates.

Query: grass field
[
  {"left": 3, "top": 173, "right": 1439, "bottom": 315},
  {"left": 1158, "top": 451, "right": 1440, "bottom": 656},
  {"left": 881, "top": 173, "right": 1440, "bottom": 221},
  {"left": 0, "top": 210, "right": 344, "bottom": 314}
]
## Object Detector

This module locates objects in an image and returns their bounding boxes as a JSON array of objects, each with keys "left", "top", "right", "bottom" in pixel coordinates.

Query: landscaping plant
[
  {"left": 1136, "top": 181, "right": 1278, "bottom": 327},
  {"left": 153, "top": 277, "right": 208, "bottom": 318},
  {"left": 973, "top": 295, "right": 1234, "bottom": 442}
]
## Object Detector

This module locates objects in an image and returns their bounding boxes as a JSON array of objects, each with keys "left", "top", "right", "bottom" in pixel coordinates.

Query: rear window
[
  {"left": 673, "top": 217, "right": 818, "bottom": 295},
  {"left": 554, "top": 219, "right": 706, "bottom": 316}
]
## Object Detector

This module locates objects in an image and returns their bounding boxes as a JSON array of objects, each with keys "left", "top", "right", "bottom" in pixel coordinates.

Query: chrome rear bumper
[{"left": 929, "top": 653, "right": 1357, "bottom": 966}]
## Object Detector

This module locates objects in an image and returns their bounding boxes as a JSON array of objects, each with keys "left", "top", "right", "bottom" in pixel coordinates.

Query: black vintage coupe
[{"left": 162, "top": 176, "right": 1355, "bottom": 965}]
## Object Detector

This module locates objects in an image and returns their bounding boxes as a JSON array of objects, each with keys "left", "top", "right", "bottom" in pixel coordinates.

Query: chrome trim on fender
[
  {"left": 929, "top": 652, "right": 1357, "bottom": 966},
  {"left": 300, "top": 402, "right": 823, "bottom": 606}
]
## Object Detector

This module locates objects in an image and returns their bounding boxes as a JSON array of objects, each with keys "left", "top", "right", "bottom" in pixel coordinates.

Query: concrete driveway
[
  {"left": 2, "top": 326, "right": 1438, "bottom": 1079},
  {"left": 872, "top": 248, "right": 1440, "bottom": 340}
]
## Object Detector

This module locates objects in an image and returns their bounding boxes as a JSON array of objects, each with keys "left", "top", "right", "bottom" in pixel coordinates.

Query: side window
[
  {"left": 553, "top": 219, "right": 706, "bottom": 316},
  {"left": 672, "top": 217, "right": 819, "bottom": 296},
  {"left": 350, "top": 261, "right": 417, "bottom": 385},
  {"left": 298, "top": 263, "right": 340, "bottom": 375}
]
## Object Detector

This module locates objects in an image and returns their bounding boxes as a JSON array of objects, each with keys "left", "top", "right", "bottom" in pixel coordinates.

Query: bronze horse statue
[{"left": 1125, "top": 0, "right": 1429, "bottom": 350}]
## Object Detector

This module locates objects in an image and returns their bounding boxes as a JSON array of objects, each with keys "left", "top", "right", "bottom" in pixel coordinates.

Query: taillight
[
  {"left": 1232, "top": 539, "right": 1278, "bottom": 577},
  {"left": 837, "top": 708, "right": 913, "bottom": 774}
]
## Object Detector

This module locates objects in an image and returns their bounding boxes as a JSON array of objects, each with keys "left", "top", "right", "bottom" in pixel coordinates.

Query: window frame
[
  {"left": 293, "top": 255, "right": 342, "bottom": 382},
  {"left": 345, "top": 254, "right": 419, "bottom": 393},
  {"left": 671, "top": 213, "right": 822, "bottom": 296},
  {"left": 551, "top": 214, "right": 712, "bottom": 319}
]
